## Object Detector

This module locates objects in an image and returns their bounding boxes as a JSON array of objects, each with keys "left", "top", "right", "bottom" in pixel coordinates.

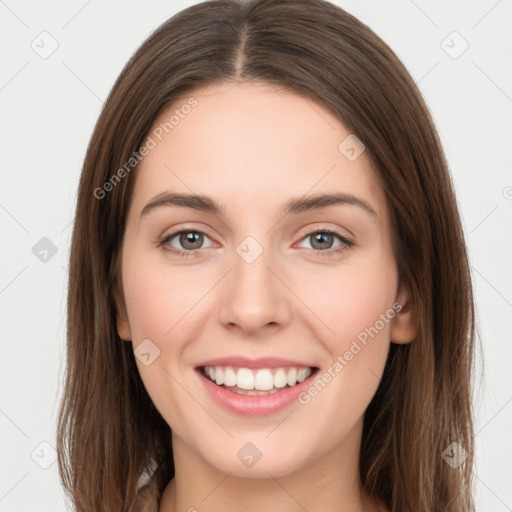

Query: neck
[{"left": 158, "top": 418, "right": 387, "bottom": 512}]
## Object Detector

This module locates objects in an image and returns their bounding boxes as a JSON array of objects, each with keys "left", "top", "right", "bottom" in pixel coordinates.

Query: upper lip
[{"left": 195, "top": 356, "right": 317, "bottom": 369}]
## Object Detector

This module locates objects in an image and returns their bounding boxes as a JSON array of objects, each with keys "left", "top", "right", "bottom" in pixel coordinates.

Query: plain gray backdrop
[{"left": 1, "top": 0, "right": 511, "bottom": 510}]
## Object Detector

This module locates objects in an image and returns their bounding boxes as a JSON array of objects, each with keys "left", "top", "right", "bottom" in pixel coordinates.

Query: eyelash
[{"left": 157, "top": 228, "right": 355, "bottom": 259}]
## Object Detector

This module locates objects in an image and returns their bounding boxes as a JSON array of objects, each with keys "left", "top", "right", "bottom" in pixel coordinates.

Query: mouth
[
  {"left": 193, "top": 356, "right": 320, "bottom": 415},
  {"left": 198, "top": 365, "right": 319, "bottom": 396}
]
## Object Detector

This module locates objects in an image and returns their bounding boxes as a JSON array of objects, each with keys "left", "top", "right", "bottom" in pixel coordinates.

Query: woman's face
[{"left": 115, "top": 81, "right": 415, "bottom": 477}]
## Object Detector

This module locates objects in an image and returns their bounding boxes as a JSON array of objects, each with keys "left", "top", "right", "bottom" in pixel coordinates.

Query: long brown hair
[{"left": 57, "top": 1, "right": 480, "bottom": 510}]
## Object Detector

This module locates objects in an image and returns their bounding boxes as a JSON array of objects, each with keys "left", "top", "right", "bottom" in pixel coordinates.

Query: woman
[{"left": 57, "top": 1, "right": 477, "bottom": 510}]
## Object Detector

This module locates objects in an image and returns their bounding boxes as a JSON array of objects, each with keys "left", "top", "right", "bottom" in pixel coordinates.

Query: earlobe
[
  {"left": 390, "top": 281, "right": 417, "bottom": 344},
  {"left": 113, "top": 286, "right": 132, "bottom": 341}
]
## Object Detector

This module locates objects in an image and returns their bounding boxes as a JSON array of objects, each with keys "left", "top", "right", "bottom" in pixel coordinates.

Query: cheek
[
  {"left": 121, "top": 255, "right": 201, "bottom": 428},
  {"left": 294, "top": 256, "right": 396, "bottom": 400},
  {"left": 121, "top": 249, "right": 209, "bottom": 395},
  {"left": 297, "top": 263, "right": 397, "bottom": 348},
  {"left": 294, "top": 264, "right": 396, "bottom": 425},
  {"left": 122, "top": 252, "right": 203, "bottom": 342}
]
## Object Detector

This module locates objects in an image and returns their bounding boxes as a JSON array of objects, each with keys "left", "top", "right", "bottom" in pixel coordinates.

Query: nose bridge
[
  {"left": 233, "top": 233, "right": 277, "bottom": 301},
  {"left": 219, "top": 233, "right": 288, "bottom": 330}
]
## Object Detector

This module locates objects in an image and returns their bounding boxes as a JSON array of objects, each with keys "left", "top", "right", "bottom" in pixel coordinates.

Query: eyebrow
[{"left": 140, "top": 191, "right": 378, "bottom": 218}]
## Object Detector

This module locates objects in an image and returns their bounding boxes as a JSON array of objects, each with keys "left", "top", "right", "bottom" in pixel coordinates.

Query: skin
[{"left": 115, "top": 81, "right": 416, "bottom": 512}]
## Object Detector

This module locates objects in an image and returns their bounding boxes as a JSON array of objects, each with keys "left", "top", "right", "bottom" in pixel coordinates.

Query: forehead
[{"left": 130, "top": 81, "right": 388, "bottom": 222}]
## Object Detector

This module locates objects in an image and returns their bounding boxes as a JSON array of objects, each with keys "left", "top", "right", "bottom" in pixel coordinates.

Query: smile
[
  {"left": 195, "top": 360, "right": 319, "bottom": 416},
  {"left": 201, "top": 365, "right": 314, "bottom": 395}
]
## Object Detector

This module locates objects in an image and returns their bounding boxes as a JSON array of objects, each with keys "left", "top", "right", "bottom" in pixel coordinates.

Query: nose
[{"left": 218, "top": 241, "right": 291, "bottom": 334}]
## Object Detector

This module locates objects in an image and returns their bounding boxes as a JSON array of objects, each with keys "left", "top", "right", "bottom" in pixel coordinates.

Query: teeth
[
  {"left": 286, "top": 367, "right": 297, "bottom": 386},
  {"left": 273, "top": 368, "right": 287, "bottom": 388},
  {"left": 237, "top": 368, "right": 254, "bottom": 390},
  {"left": 297, "top": 368, "right": 310, "bottom": 382},
  {"left": 223, "top": 367, "right": 237, "bottom": 387},
  {"left": 202, "top": 365, "right": 313, "bottom": 391},
  {"left": 254, "top": 369, "right": 273, "bottom": 390}
]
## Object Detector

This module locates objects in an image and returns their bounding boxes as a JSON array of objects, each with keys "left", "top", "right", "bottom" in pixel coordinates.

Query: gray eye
[
  {"left": 309, "top": 232, "right": 335, "bottom": 250},
  {"left": 167, "top": 230, "right": 211, "bottom": 251},
  {"left": 178, "top": 231, "right": 203, "bottom": 250}
]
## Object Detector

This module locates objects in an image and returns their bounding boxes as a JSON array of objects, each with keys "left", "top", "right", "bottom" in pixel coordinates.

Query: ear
[
  {"left": 113, "top": 284, "right": 132, "bottom": 341},
  {"left": 390, "top": 280, "right": 417, "bottom": 344}
]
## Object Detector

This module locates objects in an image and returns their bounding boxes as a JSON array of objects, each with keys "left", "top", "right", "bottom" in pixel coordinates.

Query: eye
[
  {"left": 157, "top": 227, "right": 354, "bottom": 259},
  {"left": 296, "top": 229, "right": 354, "bottom": 256},
  {"left": 158, "top": 229, "right": 215, "bottom": 257}
]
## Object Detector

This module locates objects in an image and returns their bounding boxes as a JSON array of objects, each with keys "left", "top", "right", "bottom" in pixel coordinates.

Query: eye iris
[
  {"left": 180, "top": 231, "right": 203, "bottom": 250},
  {"left": 311, "top": 232, "right": 333, "bottom": 250}
]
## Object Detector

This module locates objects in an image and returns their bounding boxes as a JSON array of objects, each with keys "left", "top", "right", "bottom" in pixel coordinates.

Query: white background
[{"left": 0, "top": 0, "right": 511, "bottom": 510}]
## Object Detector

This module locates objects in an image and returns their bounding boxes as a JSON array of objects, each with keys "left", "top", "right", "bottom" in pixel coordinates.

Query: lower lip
[{"left": 196, "top": 368, "right": 318, "bottom": 416}]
